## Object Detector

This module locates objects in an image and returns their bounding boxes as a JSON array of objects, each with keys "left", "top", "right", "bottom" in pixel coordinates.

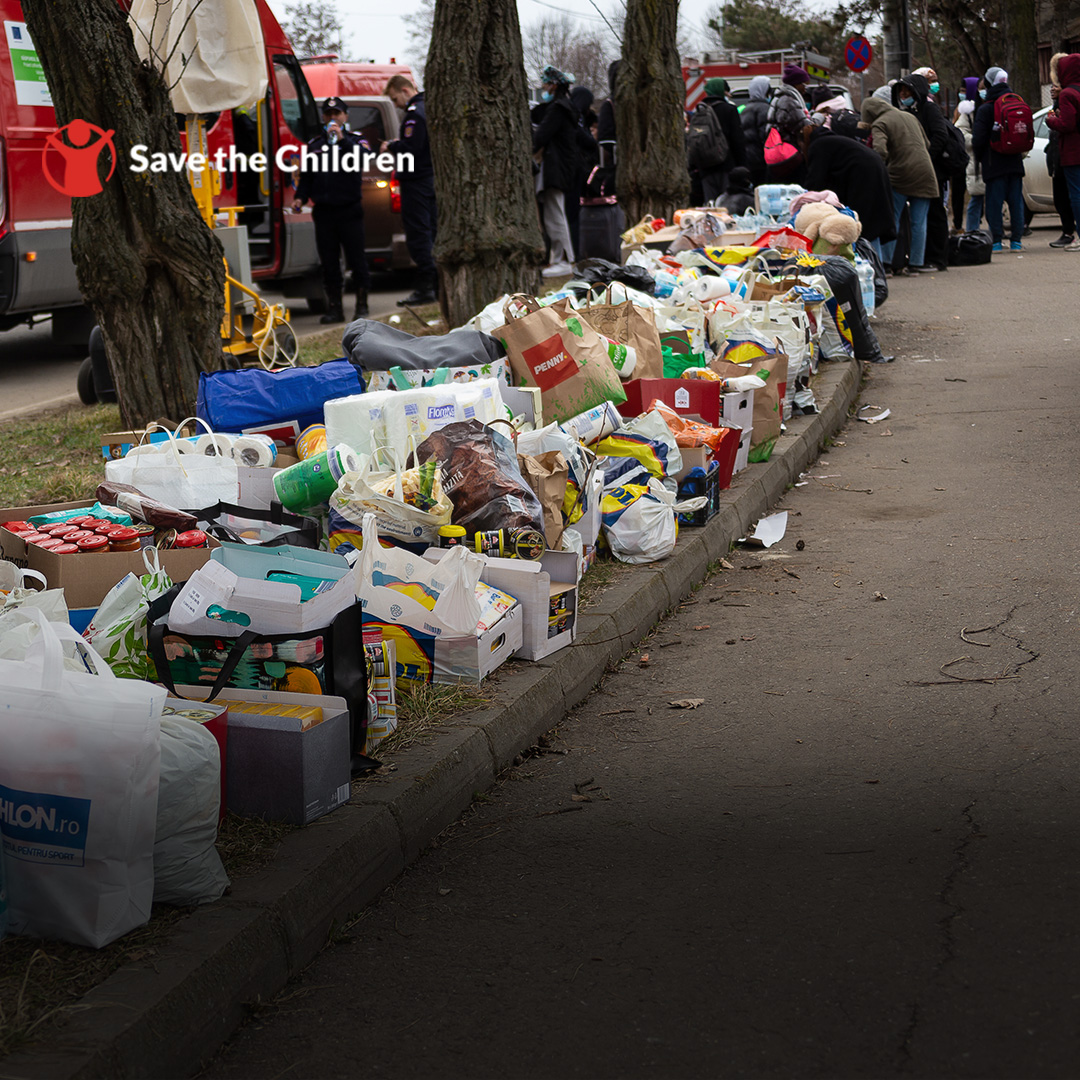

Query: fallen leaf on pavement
[
  {"left": 693, "top": 625, "right": 710, "bottom": 631},
  {"left": 873, "top": 591, "right": 888, "bottom": 601},
  {"left": 669, "top": 698, "right": 705, "bottom": 709}
]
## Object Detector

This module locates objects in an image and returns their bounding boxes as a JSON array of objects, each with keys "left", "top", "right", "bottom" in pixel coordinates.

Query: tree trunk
[
  {"left": 614, "top": 0, "right": 689, "bottom": 227},
  {"left": 23, "top": 0, "right": 226, "bottom": 428},
  {"left": 426, "top": 0, "right": 544, "bottom": 327},
  {"left": 1002, "top": 0, "right": 1040, "bottom": 108}
]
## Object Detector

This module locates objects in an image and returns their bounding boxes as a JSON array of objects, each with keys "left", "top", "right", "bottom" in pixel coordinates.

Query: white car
[{"left": 1023, "top": 106, "right": 1053, "bottom": 214}]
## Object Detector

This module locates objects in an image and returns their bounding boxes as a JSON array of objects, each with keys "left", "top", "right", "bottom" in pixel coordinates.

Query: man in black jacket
[
  {"left": 699, "top": 77, "right": 747, "bottom": 203},
  {"left": 893, "top": 73, "right": 950, "bottom": 270},
  {"left": 382, "top": 76, "right": 438, "bottom": 305},
  {"left": 291, "top": 97, "right": 371, "bottom": 323}
]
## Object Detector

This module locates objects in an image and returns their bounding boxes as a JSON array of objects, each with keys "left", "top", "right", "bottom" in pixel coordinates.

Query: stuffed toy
[{"left": 794, "top": 202, "right": 862, "bottom": 262}]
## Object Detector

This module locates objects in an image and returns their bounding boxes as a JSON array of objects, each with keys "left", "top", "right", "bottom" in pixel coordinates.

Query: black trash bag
[
  {"left": 816, "top": 255, "right": 887, "bottom": 363},
  {"left": 568, "top": 258, "right": 656, "bottom": 296},
  {"left": 855, "top": 238, "right": 889, "bottom": 310},
  {"left": 342, "top": 320, "right": 505, "bottom": 374},
  {"left": 948, "top": 229, "right": 993, "bottom": 266}
]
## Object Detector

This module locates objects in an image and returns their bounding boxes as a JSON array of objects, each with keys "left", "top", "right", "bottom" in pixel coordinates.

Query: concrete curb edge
[{"left": 2, "top": 359, "right": 861, "bottom": 1080}]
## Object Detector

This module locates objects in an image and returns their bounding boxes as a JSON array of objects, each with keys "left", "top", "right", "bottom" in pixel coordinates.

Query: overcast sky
[{"left": 264, "top": 0, "right": 856, "bottom": 77}]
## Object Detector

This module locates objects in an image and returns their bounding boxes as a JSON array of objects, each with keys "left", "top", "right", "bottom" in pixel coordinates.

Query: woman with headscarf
[
  {"left": 532, "top": 64, "right": 581, "bottom": 276},
  {"left": 954, "top": 87, "right": 986, "bottom": 232}
]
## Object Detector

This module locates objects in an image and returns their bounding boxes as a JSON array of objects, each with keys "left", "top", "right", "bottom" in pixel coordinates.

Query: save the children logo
[{"left": 42, "top": 119, "right": 117, "bottom": 197}]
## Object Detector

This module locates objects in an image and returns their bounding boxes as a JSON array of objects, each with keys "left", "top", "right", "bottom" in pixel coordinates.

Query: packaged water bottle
[{"left": 855, "top": 256, "right": 876, "bottom": 317}]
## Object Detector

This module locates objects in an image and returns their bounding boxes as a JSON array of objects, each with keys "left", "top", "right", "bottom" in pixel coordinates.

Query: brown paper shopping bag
[
  {"left": 495, "top": 296, "right": 627, "bottom": 425},
  {"left": 576, "top": 287, "right": 665, "bottom": 380},
  {"left": 518, "top": 450, "right": 569, "bottom": 549},
  {"left": 712, "top": 346, "right": 789, "bottom": 461}
]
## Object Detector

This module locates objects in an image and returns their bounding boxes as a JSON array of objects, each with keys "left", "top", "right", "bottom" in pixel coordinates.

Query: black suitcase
[
  {"left": 948, "top": 229, "right": 993, "bottom": 266},
  {"left": 578, "top": 200, "right": 625, "bottom": 264}
]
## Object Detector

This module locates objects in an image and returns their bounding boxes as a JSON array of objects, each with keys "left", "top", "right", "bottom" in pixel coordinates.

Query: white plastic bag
[
  {"left": 330, "top": 444, "right": 452, "bottom": 547},
  {"left": 104, "top": 419, "right": 239, "bottom": 508},
  {"left": 0, "top": 610, "right": 164, "bottom": 948},
  {"left": 154, "top": 716, "right": 229, "bottom": 907},
  {"left": 84, "top": 548, "right": 174, "bottom": 680},
  {"left": 600, "top": 477, "right": 704, "bottom": 564},
  {"left": 356, "top": 512, "right": 482, "bottom": 636}
]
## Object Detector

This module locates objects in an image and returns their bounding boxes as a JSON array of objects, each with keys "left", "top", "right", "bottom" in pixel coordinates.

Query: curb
[{"left": 2, "top": 359, "right": 861, "bottom": 1080}]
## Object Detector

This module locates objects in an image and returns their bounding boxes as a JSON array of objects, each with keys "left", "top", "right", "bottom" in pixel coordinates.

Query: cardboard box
[
  {"left": 428, "top": 548, "right": 580, "bottom": 663},
  {"left": 363, "top": 603, "right": 523, "bottom": 686},
  {"left": 0, "top": 501, "right": 216, "bottom": 611},
  {"left": 173, "top": 686, "right": 351, "bottom": 826},
  {"left": 101, "top": 429, "right": 171, "bottom": 461},
  {"left": 168, "top": 542, "right": 357, "bottom": 636},
  {"left": 501, "top": 385, "right": 543, "bottom": 430},
  {"left": 722, "top": 389, "right": 754, "bottom": 428},
  {"left": 734, "top": 426, "right": 752, "bottom": 473},
  {"left": 620, "top": 378, "right": 721, "bottom": 426}
]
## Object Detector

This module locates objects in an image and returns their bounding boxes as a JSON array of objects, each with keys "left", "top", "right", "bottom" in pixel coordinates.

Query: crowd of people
[
  {"left": 290, "top": 54, "right": 1080, "bottom": 299},
  {"left": 689, "top": 58, "right": 1080, "bottom": 273}
]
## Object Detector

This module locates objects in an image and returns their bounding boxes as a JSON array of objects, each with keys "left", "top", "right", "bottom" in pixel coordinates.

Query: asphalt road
[
  {"left": 203, "top": 223, "right": 1080, "bottom": 1080},
  {"left": 0, "top": 276, "right": 412, "bottom": 420}
]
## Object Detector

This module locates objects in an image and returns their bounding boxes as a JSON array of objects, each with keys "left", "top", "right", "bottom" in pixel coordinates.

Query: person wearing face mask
[
  {"left": 950, "top": 78, "right": 983, "bottom": 230},
  {"left": 532, "top": 65, "right": 581, "bottom": 277},
  {"left": 892, "top": 73, "right": 951, "bottom": 271},
  {"left": 291, "top": 97, "right": 372, "bottom": 323},
  {"left": 972, "top": 66, "right": 1028, "bottom": 252}
]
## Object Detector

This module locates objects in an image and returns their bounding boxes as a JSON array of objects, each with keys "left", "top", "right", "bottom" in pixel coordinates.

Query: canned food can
[
  {"left": 438, "top": 525, "right": 468, "bottom": 548},
  {"left": 509, "top": 527, "right": 545, "bottom": 560},
  {"left": 472, "top": 530, "right": 504, "bottom": 556},
  {"left": 296, "top": 423, "right": 328, "bottom": 461}
]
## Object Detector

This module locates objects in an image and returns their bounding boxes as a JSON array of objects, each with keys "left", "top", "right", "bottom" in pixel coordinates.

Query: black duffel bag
[{"left": 948, "top": 229, "right": 993, "bottom": 266}]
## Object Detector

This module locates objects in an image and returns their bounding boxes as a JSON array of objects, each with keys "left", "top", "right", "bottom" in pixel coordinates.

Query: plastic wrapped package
[
  {"left": 415, "top": 420, "right": 546, "bottom": 535},
  {"left": 153, "top": 716, "right": 229, "bottom": 907},
  {"left": 324, "top": 378, "right": 506, "bottom": 458}
]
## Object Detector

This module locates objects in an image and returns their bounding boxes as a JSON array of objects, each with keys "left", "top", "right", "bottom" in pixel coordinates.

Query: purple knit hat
[
  {"left": 962, "top": 76, "right": 980, "bottom": 100},
  {"left": 783, "top": 65, "right": 809, "bottom": 85}
]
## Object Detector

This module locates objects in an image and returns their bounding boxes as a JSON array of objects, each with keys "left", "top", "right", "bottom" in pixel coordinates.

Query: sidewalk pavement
[{"left": 3, "top": 357, "right": 862, "bottom": 1080}]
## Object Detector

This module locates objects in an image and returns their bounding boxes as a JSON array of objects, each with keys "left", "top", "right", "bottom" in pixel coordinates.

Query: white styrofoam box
[
  {"left": 734, "top": 426, "right": 752, "bottom": 473},
  {"left": 722, "top": 389, "right": 754, "bottom": 427}
]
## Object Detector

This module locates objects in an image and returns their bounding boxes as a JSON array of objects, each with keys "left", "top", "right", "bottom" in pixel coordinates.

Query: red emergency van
[{"left": 0, "top": 0, "right": 324, "bottom": 343}]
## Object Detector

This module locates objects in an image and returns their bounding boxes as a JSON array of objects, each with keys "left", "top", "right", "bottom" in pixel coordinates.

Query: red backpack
[{"left": 991, "top": 92, "right": 1035, "bottom": 154}]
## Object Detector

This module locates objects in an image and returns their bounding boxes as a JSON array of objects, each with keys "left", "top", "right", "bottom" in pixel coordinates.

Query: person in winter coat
[
  {"left": 861, "top": 96, "right": 940, "bottom": 273},
  {"left": 716, "top": 166, "right": 756, "bottom": 215},
  {"left": 954, "top": 98, "right": 985, "bottom": 231},
  {"left": 1046, "top": 52, "right": 1080, "bottom": 249},
  {"left": 804, "top": 125, "right": 897, "bottom": 251},
  {"left": 697, "top": 77, "right": 747, "bottom": 203},
  {"left": 973, "top": 66, "right": 1028, "bottom": 252},
  {"left": 740, "top": 75, "right": 772, "bottom": 185},
  {"left": 567, "top": 85, "right": 599, "bottom": 257},
  {"left": 766, "top": 65, "right": 814, "bottom": 182},
  {"left": 893, "top": 73, "right": 951, "bottom": 270},
  {"left": 949, "top": 76, "right": 982, "bottom": 229},
  {"left": 532, "top": 65, "right": 581, "bottom": 276}
]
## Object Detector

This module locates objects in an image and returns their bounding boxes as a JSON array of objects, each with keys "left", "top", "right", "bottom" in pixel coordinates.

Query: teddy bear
[{"left": 793, "top": 201, "right": 862, "bottom": 262}]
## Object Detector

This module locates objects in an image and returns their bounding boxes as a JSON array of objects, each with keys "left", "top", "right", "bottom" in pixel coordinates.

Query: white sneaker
[{"left": 542, "top": 262, "right": 573, "bottom": 277}]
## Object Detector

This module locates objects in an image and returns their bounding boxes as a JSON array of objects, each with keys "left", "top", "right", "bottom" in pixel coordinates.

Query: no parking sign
[{"left": 844, "top": 36, "right": 873, "bottom": 73}]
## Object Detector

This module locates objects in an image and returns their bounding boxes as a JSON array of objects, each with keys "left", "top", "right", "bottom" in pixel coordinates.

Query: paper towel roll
[
  {"left": 174, "top": 438, "right": 200, "bottom": 455},
  {"left": 194, "top": 433, "right": 233, "bottom": 458},
  {"left": 230, "top": 435, "right": 276, "bottom": 467}
]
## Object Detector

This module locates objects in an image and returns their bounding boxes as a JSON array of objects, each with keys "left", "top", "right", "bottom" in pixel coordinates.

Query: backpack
[
  {"left": 941, "top": 119, "right": 970, "bottom": 174},
  {"left": 687, "top": 103, "right": 729, "bottom": 171},
  {"left": 763, "top": 126, "right": 803, "bottom": 179},
  {"left": 991, "top": 92, "right": 1035, "bottom": 155}
]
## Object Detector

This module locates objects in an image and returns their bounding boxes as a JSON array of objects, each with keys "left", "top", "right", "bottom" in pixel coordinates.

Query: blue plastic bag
[{"left": 197, "top": 360, "right": 364, "bottom": 433}]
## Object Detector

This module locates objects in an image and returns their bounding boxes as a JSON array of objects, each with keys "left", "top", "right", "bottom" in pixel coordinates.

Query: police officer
[
  {"left": 291, "top": 97, "right": 371, "bottom": 323},
  {"left": 381, "top": 76, "right": 437, "bottom": 306}
]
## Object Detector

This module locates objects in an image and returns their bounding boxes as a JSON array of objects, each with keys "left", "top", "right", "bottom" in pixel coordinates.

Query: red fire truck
[{"left": 682, "top": 49, "right": 836, "bottom": 112}]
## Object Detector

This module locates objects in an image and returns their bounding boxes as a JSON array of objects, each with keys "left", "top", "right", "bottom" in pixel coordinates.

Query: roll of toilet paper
[
  {"left": 229, "top": 435, "right": 276, "bottom": 468},
  {"left": 194, "top": 433, "right": 234, "bottom": 458}
]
